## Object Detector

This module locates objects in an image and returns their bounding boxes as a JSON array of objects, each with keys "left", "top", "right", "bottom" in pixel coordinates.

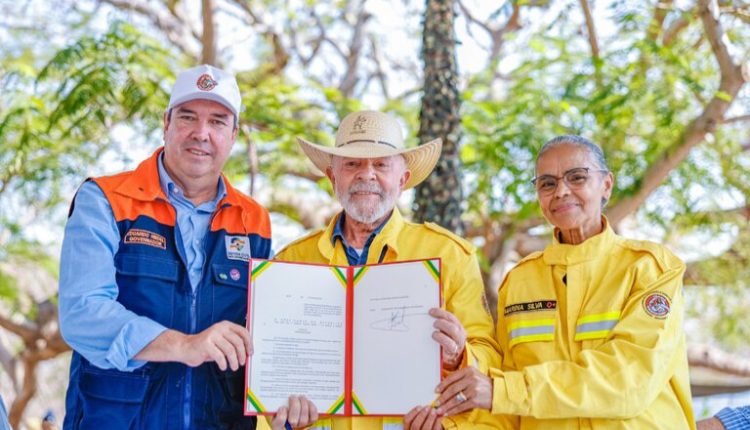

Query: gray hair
[
  {"left": 537, "top": 135, "right": 609, "bottom": 172},
  {"left": 537, "top": 135, "right": 612, "bottom": 208}
]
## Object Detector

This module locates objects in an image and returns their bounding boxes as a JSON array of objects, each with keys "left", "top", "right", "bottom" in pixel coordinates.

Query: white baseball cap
[{"left": 167, "top": 64, "right": 241, "bottom": 118}]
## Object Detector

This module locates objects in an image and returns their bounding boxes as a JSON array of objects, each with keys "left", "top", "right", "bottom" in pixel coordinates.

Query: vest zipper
[
  {"left": 185, "top": 207, "right": 223, "bottom": 428},
  {"left": 183, "top": 205, "right": 225, "bottom": 429},
  {"left": 183, "top": 289, "right": 197, "bottom": 430},
  {"left": 161, "top": 197, "right": 193, "bottom": 430}
]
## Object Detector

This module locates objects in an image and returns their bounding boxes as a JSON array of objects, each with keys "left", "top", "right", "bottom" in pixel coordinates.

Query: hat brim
[
  {"left": 297, "top": 137, "right": 443, "bottom": 189},
  {"left": 169, "top": 93, "right": 239, "bottom": 118}
]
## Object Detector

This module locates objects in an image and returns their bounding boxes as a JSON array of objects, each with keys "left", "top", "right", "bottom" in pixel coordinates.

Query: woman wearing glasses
[{"left": 432, "top": 135, "right": 695, "bottom": 429}]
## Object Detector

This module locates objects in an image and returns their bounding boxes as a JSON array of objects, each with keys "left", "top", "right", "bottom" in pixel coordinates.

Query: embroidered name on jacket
[
  {"left": 124, "top": 228, "right": 166, "bottom": 250},
  {"left": 504, "top": 300, "right": 557, "bottom": 316}
]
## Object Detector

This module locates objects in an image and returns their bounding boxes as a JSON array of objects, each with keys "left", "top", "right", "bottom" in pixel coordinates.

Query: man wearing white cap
[
  {"left": 59, "top": 65, "right": 270, "bottom": 429},
  {"left": 274, "top": 110, "right": 507, "bottom": 429}
]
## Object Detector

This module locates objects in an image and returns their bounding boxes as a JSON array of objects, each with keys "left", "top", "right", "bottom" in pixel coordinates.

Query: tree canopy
[{"left": 1, "top": 0, "right": 749, "bottom": 426}]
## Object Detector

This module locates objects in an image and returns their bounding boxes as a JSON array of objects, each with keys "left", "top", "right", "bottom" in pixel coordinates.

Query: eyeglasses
[{"left": 531, "top": 167, "right": 609, "bottom": 195}]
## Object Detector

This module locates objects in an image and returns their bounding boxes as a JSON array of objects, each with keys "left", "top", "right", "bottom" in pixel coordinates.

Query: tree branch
[
  {"left": 579, "top": 0, "right": 602, "bottom": 87},
  {"left": 723, "top": 114, "right": 750, "bottom": 124},
  {"left": 458, "top": 1, "right": 521, "bottom": 74},
  {"left": 457, "top": 0, "right": 492, "bottom": 36},
  {"left": 301, "top": 11, "right": 328, "bottom": 67},
  {"left": 646, "top": 0, "right": 673, "bottom": 42},
  {"left": 688, "top": 344, "right": 750, "bottom": 377},
  {"left": 721, "top": 5, "right": 750, "bottom": 22},
  {"left": 226, "top": 0, "right": 288, "bottom": 73},
  {"left": 266, "top": 189, "right": 338, "bottom": 230},
  {"left": 608, "top": 0, "right": 747, "bottom": 227},
  {"left": 242, "top": 125, "right": 258, "bottom": 197},
  {"left": 0, "top": 332, "right": 17, "bottom": 391},
  {"left": 0, "top": 314, "right": 36, "bottom": 343},
  {"left": 201, "top": 0, "right": 217, "bottom": 65},
  {"left": 281, "top": 166, "right": 325, "bottom": 183},
  {"left": 368, "top": 34, "right": 390, "bottom": 99},
  {"left": 579, "top": 0, "right": 599, "bottom": 60},
  {"left": 338, "top": 1, "right": 371, "bottom": 98},
  {"left": 8, "top": 358, "right": 38, "bottom": 429},
  {"left": 662, "top": 12, "right": 692, "bottom": 46},
  {"left": 97, "top": 0, "right": 199, "bottom": 61}
]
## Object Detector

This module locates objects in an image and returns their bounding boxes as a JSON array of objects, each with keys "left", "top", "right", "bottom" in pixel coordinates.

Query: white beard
[{"left": 336, "top": 182, "right": 399, "bottom": 224}]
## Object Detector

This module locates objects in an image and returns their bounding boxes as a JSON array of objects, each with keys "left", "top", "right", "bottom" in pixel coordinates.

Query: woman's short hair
[{"left": 537, "top": 135, "right": 609, "bottom": 172}]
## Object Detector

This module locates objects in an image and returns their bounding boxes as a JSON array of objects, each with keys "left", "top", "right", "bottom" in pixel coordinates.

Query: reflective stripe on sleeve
[
  {"left": 383, "top": 417, "right": 403, "bottom": 430},
  {"left": 309, "top": 417, "right": 332, "bottom": 430},
  {"left": 574, "top": 311, "right": 620, "bottom": 341},
  {"left": 507, "top": 319, "right": 555, "bottom": 346}
]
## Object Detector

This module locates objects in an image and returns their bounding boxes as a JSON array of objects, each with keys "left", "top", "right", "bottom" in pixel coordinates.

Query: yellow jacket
[
  {"left": 491, "top": 219, "right": 695, "bottom": 429},
  {"left": 273, "top": 209, "right": 506, "bottom": 430}
]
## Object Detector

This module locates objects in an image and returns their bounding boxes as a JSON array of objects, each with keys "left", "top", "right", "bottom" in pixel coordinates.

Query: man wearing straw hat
[{"left": 273, "top": 110, "right": 506, "bottom": 430}]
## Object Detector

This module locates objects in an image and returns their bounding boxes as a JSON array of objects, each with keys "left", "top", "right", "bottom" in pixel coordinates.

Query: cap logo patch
[
  {"left": 196, "top": 73, "right": 218, "bottom": 91},
  {"left": 643, "top": 292, "right": 671, "bottom": 319}
]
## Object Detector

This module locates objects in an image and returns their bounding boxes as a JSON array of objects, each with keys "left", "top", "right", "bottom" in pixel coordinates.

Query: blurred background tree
[{"left": 1, "top": 0, "right": 749, "bottom": 427}]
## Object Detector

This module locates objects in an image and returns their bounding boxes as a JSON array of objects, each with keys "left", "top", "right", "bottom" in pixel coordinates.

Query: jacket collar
[
  {"left": 542, "top": 216, "right": 616, "bottom": 266},
  {"left": 113, "top": 147, "right": 245, "bottom": 208},
  {"left": 317, "top": 207, "right": 405, "bottom": 264}
]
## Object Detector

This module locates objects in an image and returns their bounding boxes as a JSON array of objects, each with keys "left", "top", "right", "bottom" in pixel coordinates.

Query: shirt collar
[
  {"left": 542, "top": 216, "right": 616, "bottom": 266},
  {"left": 331, "top": 211, "right": 392, "bottom": 247},
  {"left": 157, "top": 151, "right": 227, "bottom": 207}
]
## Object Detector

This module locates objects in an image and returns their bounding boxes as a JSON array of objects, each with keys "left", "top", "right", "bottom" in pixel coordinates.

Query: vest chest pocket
[
  {"left": 78, "top": 362, "right": 152, "bottom": 429},
  {"left": 211, "top": 263, "right": 248, "bottom": 325},
  {"left": 115, "top": 254, "right": 179, "bottom": 326}
]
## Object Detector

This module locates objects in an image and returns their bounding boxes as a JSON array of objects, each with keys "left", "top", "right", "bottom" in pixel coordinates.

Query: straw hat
[{"left": 297, "top": 111, "right": 442, "bottom": 189}]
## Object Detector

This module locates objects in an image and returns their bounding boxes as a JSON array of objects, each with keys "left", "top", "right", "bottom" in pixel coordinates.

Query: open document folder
[{"left": 245, "top": 259, "right": 442, "bottom": 417}]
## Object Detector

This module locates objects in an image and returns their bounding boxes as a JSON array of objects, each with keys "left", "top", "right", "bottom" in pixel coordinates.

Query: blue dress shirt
[
  {"left": 59, "top": 153, "right": 226, "bottom": 371},
  {"left": 331, "top": 211, "right": 390, "bottom": 265},
  {"left": 716, "top": 405, "right": 750, "bottom": 430},
  {"left": 0, "top": 394, "right": 10, "bottom": 430},
  {"left": 156, "top": 155, "right": 227, "bottom": 288}
]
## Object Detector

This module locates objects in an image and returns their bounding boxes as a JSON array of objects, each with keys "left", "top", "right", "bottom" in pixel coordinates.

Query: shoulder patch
[
  {"left": 642, "top": 291, "right": 671, "bottom": 319},
  {"left": 517, "top": 250, "right": 544, "bottom": 265},
  {"left": 274, "top": 228, "right": 326, "bottom": 259},
  {"left": 92, "top": 170, "right": 136, "bottom": 195},
  {"left": 619, "top": 238, "right": 684, "bottom": 273},
  {"left": 424, "top": 222, "right": 474, "bottom": 254},
  {"left": 238, "top": 197, "right": 271, "bottom": 235}
]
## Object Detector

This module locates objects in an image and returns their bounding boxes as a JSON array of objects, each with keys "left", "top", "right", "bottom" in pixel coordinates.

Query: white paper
[
  {"left": 351, "top": 260, "right": 441, "bottom": 414},
  {"left": 247, "top": 261, "right": 347, "bottom": 413},
  {"left": 246, "top": 259, "right": 441, "bottom": 417}
]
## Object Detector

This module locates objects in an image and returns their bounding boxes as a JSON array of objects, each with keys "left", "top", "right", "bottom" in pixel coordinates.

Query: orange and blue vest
[{"left": 63, "top": 149, "right": 270, "bottom": 429}]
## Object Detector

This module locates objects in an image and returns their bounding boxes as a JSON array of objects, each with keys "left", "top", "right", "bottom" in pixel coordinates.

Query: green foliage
[
  {"left": 1, "top": 21, "right": 175, "bottom": 212},
  {"left": 685, "top": 230, "right": 750, "bottom": 351},
  {"left": 0, "top": 271, "right": 18, "bottom": 303},
  {"left": 460, "top": 2, "right": 746, "bottom": 235},
  {"left": 0, "top": 22, "right": 178, "bottom": 319},
  {"left": 0, "top": 0, "right": 747, "bottom": 360},
  {"left": 458, "top": 2, "right": 750, "bottom": 354},
  {"left": 39, "top": 21, "right": 174, "bottom": 135}
]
